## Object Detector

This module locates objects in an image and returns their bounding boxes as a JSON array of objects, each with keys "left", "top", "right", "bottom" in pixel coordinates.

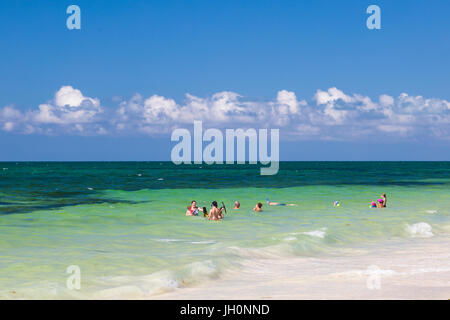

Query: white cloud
[
  {"left": 143, "top": 95, "right": 179, "bottom": 124},
  {"left": 379, "top": 94, "right": 394, "bottom": 107},
  {"left": 377, "top": 124, "right": 411, "bottom": 134},
  {"left": 32, "top": 86, "right": 102, "bottom": 125},
  {"left": 275, "top": 90, "right": 302, "bottom": 115},
  {"left": 3, "top": 122, "right": 14, "bottom": 132},
  {"left": 397, "top": 93, "right": 450, "bottom": 113},
  {"left": 1, "top": 86, "right": 449, "bottom": 142},
  {"left": 296, "top": 124, "right": 320, "bottom": 135},
  {"left": 314, "top": 87, "right": 354, "bottom": 105},
  {"left": 0, "top": 106, "right": 22, "bottom": 119},
  {"left": 0, "top": 105, "right": 23, "bottom": 133},
  {"left": 323, "top": 104, "right": 349, "bottom": 124},
  {"left": 54, "top": 86, "right": 100, "bottom": 108},
  {"left": 0, "top": 86, "right": 103, "bottom": 134},
  {"left": 116, "top": 91, "right": 264, "bottom": 132},
  {"left": 271, "top": 90, "right": 305, "bottom": 126}
]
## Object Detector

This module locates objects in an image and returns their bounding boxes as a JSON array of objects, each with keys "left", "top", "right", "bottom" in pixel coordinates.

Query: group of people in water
[
  {"left": 185, "top": 193, "right": 388, "bottom": 220},
  {"left": 371, "top": 193, "right": 387, "bottom": 208},
  {"left": 185, "top": 198, "right": 300, "bottom": 220},
  {"left": 185, "top": 200, "right": 225, "bottom": 220}
]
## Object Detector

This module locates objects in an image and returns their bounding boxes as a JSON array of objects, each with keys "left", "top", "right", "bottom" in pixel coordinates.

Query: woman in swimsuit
[
  {"left": 381, "top": 193, "right": 387, "bottom": 207},
  {"left": 208, "top": 201, "right": 224, "bottom": 220},
  {"left": 186, "top": 200, "right": 200, "bottom": 216}
]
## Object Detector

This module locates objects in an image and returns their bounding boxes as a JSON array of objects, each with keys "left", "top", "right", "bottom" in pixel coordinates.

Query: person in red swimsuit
[{"left": 186, "top": 200, "right": 200, "bottom": 216}]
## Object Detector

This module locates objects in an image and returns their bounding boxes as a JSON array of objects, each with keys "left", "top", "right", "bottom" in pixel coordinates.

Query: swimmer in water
[
  {"left": 253, "top": 202, "right": 263, "bottom": 212},
  {"left": 233, "top": 201, "right": 240, "bottom": 210},
  {"left": 381, "top": 193, "right": 387, "bottom": 207},
  {"left": 376, "top": 198, "right": 385, "bottom": 208},
  {"left": 266, "top": 198, "right": 296, "bottom": 206},
  {"left": 185, "top": 200, "right": 200, "bottom": 216},
  {"left": 208, "top": 201, "right": 224, "bottom": 220}
]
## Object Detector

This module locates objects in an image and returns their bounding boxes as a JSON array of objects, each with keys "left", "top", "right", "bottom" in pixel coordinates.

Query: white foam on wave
[
  {"left": 291, "top": 228, "right": 327, "bottom": 239},
  {"left": 406, "top": 222, "right": 434, "bottom": 238},
  {"left": 303, "top": 230, "right": 326, "bottom": 238},
  {"left": 152, "top": 238, "right": 215, "bottom": 244},
  {"left": 189, "top": 240, "right": 216, "bottom": 244},
  {"left": 335, "top": 266, "right": 450, "bottom": 279},
  {"left": 410, "top": 267, "right": 450, "bottom": 275},
  {"left": 283, "top": 236, "right": 297, "bottom": 241},
  {"left": 426, "top": 210, "right": 437, "bottom": 214},
  {"left": 333, "top": 268, "right": 399, "bottom": 278},
  {"left": 95, "top": 260, "right": 219, "bottom": 299},
  {"left": 182, "top": 260, "right": 219, "bottom": 285},
  {"left": 153, "top": 238, "right": 183, "bottom": 242},
  {"left": 227, "top": 244, "right": 293, "bottom": 259},
  {"left": 96, "top": 270, "right": 180, "bottom": 298}
]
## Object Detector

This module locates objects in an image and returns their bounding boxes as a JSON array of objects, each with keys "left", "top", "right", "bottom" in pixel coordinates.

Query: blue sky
[{"left": 0, "top": 0, "right": 449, "bottom": 160}]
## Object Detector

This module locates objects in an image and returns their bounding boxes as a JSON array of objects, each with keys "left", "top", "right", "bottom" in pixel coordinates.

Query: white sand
[{"left": 154, "top": 237, "right": 450, "bottom": 300}]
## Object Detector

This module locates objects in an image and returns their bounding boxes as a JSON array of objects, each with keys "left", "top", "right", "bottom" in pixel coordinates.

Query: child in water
[
  {"left": 370, "top": 193, "right": 387, "bottom": 208},
  {"left": 376, "top": 199, "right": 384, "bottom": 208},
  {"left": 253, "top": 202, "right": 263, "bottom": 212}
]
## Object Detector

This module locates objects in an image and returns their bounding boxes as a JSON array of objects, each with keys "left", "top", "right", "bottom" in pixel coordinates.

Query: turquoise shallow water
[{"left": 0, "top": 162, "right": 449, "bottom": 298}]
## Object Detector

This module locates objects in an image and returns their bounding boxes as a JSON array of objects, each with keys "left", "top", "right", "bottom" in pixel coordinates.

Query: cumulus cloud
[
  {"left": 115, "top": 91, "right": 266, "bottom": 134},
  {"left": 0, "top": 86, "right": 104, "bottom": 134},
  {"left": 275, "top": 90, "right": 302, "bottom": 115},
  {"left": 54, "top": 86, "right": 100, "bottom": 108},
  {"left": 0, "top": 106, "right": 24, "bottom": 133},
  {"left": 270, "top": 90, "right": 306, "bottom": 126},
  {"left": 314, "top": 87, "right": 354, "bottom": 105},
  {"left": 32, "top": 86, "right": 102, "bottom": 125},
  {"left": 1, "top": 86, "right": 449, "bottom": 142},
  {"left": 379, "top": 94, "right": 394, "bottom": 107},
  {"left": 0, "top": 106, "right": 22, "bottom": 119}
]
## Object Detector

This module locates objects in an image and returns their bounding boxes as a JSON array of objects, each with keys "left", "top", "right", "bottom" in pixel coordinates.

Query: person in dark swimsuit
[
  {"left": 381, "top": 193, "right": 387, "bottom": 207},
  {"left": 266, "top": 198, "right": 296, "bottom": 206}
]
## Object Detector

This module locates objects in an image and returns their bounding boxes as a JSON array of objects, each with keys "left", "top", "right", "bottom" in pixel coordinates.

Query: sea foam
[
  {"left": 294, "top": 228, "right": 327, "bottom": 239},
  {"left": 302, "top": 229, "right": 326, "bottom": 238},
  {"left": 153, "top": 238, "right": 183, "bottom": 242},
  {"left": 406, "top": 222, "right": 434, "bottom": 238},
  {"left": 96, "top": 260, "right": 219, "bottom": 299}
]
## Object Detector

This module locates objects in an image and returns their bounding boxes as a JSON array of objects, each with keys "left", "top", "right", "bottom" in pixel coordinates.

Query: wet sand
[{"left": 154, "top": 237, "right": 450, "bottom": 300}]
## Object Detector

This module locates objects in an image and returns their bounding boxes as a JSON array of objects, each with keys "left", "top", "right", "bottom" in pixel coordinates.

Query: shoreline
[{"left": 152, "top": 236, "right": 450, "bottom": 300}]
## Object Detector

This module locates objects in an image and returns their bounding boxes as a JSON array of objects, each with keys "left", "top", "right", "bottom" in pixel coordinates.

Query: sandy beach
[{"left": 155, "top": 237, "right": 450, "bottom": 300}]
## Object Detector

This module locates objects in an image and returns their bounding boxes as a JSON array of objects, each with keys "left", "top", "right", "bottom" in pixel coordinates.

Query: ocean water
[{"left": 0, "top": 162, "right": 449, "bottom": 299}]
